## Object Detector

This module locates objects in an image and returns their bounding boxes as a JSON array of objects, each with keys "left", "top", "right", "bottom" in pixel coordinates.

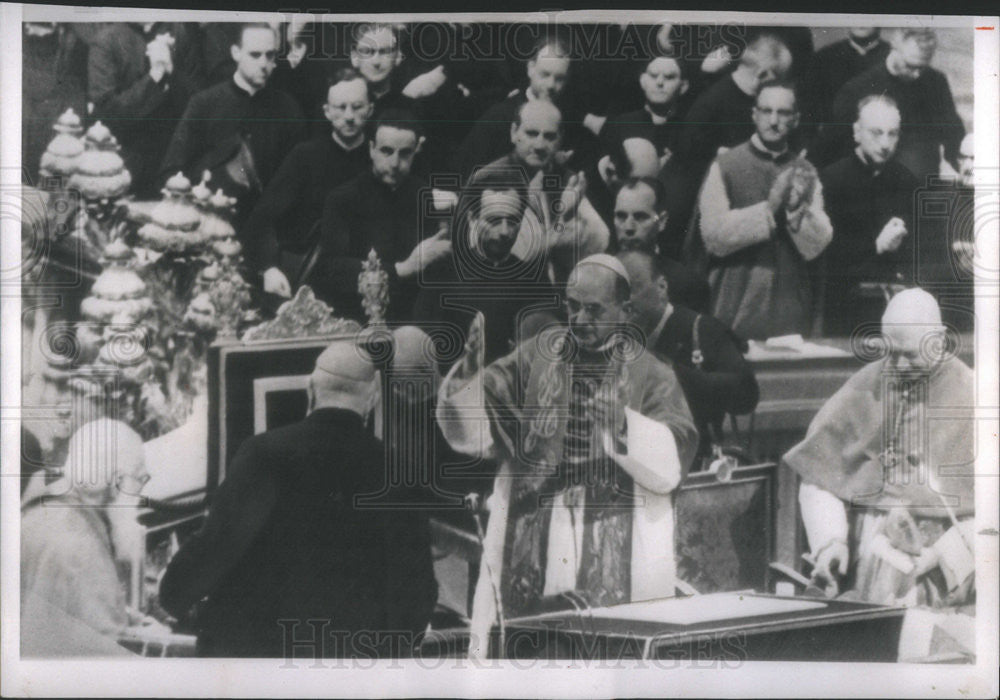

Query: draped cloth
[
  {"left": 783, "top": 356, "right": 975, "bottom": 519},
  {"left": 20, "top": 481, "right": 130, "bottom": 657},
  {"left": 783, "top": 356, "right": 977, "bottom": 660},
  {"left": 438, "top": 327, "right": 698, "bottom": 657}
]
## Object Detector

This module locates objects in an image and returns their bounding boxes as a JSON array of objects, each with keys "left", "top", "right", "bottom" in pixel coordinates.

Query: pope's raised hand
[{"left": 558, "top": 171, "right": 587, "bottom": 223}]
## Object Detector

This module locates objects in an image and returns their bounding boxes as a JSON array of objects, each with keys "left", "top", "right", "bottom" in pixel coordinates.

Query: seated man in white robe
[
  {"left": 437, "top": 254, "right": 698, "bottom": 658},
  {"left": 783, "top": 288, "right": 975, "bottom": 660}
]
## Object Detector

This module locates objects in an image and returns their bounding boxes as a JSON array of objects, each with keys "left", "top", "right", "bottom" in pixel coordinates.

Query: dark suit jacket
[
  {"left": 88, "top": 22, "right": 204, "bottom": 196},
  {"left": 651, "top": 304, "right": 759, "bottom": 455},
  {"left": 159, "top": 408, "right": 438, "bottom": 658}
]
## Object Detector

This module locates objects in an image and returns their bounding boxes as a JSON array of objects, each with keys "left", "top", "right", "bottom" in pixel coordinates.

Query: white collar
[
  {"left": 233, "top": 71, "right": 262, "bottom": 97},
  {"left": 751, "top": 133, "right": 789, "bottom": 159},
  {"left": 644, "top": 104, "right": 669, "bottom": 125}
]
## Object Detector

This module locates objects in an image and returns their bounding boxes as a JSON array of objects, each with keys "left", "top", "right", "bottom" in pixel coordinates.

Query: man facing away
[
  {"left": 437, "top": 254, "right": 698, "bottom": 658},
  {"left": 160, "top": 338, "right": 438, "bottom": 658}
]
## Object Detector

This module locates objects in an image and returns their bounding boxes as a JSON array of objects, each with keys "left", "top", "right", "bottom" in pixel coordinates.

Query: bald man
[
  {"left": 819, "top": 95, "right": 920, "bottom": 336},
  {"left": 467, "top": 99, "right": 610, "bottom": 285},
  {"left": 438, "top": 254, "right": 697, "bottom": 657},
  {"left": 160, "top": 339, "right": 437, "bottom": 658},
  {"left": 783, "top": 289, "right": 974, "bottom": 658}
]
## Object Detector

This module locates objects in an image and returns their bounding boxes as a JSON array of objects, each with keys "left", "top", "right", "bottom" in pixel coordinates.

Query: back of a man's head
[
  {"left": 310, "top": 339, "right": 377, "bottom": 415},
  {"left": 740, "top": 34, "right": 793, "bottom": 81}
]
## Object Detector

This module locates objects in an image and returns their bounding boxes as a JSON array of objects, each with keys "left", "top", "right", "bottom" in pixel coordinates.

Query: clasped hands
[
  {"left": 147, "top": 33, "right": 175, "bottom": 83},
  {"left": 767, "top": 155, "right": 818, "bottom": 220}
]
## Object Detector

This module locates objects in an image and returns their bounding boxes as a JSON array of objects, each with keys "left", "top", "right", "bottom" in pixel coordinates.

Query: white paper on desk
[
  {"left": 745, "top": 340, "right": 852, "bottom": 361},
  {"left": 584, "top": 592, "right": 827, "bottom": 626}
]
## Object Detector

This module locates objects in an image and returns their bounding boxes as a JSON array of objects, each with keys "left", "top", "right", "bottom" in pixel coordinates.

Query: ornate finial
[
  {"left": 191, "top": 171, "right": 212, "bottom": 204},
  {"left": 359, "top": 248, "right": 389, "bottom": 325}
]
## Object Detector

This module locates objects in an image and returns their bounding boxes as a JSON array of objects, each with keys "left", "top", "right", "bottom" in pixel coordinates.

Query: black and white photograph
[{"left": 1, "top": 3, "right": 997, "bottom": 697}]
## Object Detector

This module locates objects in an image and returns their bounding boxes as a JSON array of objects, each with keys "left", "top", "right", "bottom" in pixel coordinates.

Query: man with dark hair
[
  {"left": 455, "top": 35, "right": 591, "bottom": 182},
  {"left": 247, "top": 67, "right": 373, "bottom": 299},
  {"left": 413, "top": 169, "right": 560, "bottom": 366},
  {"left": 618, "top": 249, "right": 758, "bottom": 463},
  {"left": 160, "top": 339, "right": 437, "bottom": 658},
  {"left": 350, "top": 22, "right": 406, "bottom": 110},
  {"left": 819, "top": 28, "right": 964, "bottom": 179},
  {"left": 88, "top": 21, "right": 203, "bottom": 196},
  {"left": 468, "top": 100, "right": 609, "bottom": 286},
  {"left": 600, "top": 54, "right": 690, "bottom": 166},
  {"left": 612, "top": 176, "right": 710, "bottom": 313},
  {"left": 697, "top": 80, "right": 832, "bottom": 340},
  {"left": 307, "top": 109, "right": 450, "bottom": 322},
  {"left": 819, "top": 95, "right": 919, "bottom": 336},
  {"left": 159, "top": 23, "right": 305, "bottom": 220},
  {"left": 813, "top": 28, "right": 891, "bottom": 122}
]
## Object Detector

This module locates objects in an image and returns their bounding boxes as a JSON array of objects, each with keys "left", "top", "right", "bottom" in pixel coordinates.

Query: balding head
[
  {"left": 511, "top": 100, "right": 563, "bottom": 169},
  {"left": 881, "top": 288, "right": 946, "bottom": 373},
  {"left": 738, "top": 34, "right": 792, "bottom": 92},
  {"left": 622, "top": 137, "right": 660, "bottom": 178},
  {"left": 309, "top": 339, "right": 377, "bottom": 416}
]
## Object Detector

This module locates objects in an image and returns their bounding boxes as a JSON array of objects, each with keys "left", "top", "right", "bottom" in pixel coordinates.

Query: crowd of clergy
[{"left": 20, "top": 20, "right": 977, "bottom": 660}]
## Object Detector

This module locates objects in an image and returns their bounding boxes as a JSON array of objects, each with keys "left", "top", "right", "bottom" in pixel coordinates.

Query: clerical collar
[
  {"left": 750, "top": 133, "right": 790, "bottom": 160},
  {"left": 848, "top": 35, "right": 881, "bottom": 56},
  {"left": 331, "top": 131, "right": 365, "bottom": 152},
  {"left": 644, "top": 104, "right": 671, "bottom": 125},
  {"left": 648, "top": 302, "right": 675, "bottom": 348},
  {"left": 370, "top": 79, "right": 393, "bottom": 101},
  {"left": 854, "top": 147, "right": 885, "bottom": 175},
  {"left": 232, "top": 72, "right": 263, "bottom": 97}
]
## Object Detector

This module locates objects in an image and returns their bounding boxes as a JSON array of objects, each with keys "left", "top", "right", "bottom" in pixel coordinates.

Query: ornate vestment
[{"left": 438, "top": 326, "right": 698, "bottom": 657}]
